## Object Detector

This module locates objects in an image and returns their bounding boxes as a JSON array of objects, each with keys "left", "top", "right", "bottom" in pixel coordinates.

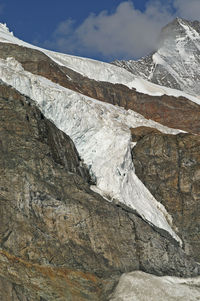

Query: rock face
[
  {"left": 0, "top": 277, "right": 32, "bottom": 301},
  {"left": 1, "top": 82, "right": 200, "bottom": 300},
  {"left": 1, "top": 43, "right": 200, "bottom": 135},
  {"left": 113, "top": 18, "right": 200, "bottom": 97},
  {"left": 132, "top": 128, "right": 200, "bottom": 261}
]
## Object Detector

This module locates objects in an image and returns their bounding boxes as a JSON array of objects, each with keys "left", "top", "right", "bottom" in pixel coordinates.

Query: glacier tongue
[{"left": 0, "top": 57, "right": 183, "bottom": 243}]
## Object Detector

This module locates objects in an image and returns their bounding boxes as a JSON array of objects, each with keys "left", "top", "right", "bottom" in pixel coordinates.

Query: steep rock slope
[
  {"left": 1, "top": 82, "right": 199, "bottom": 301},
  {"left": 114, "top": 18, "right": 200, "bottom": 97},
  {"left": 0, "top": 55, "right": 184, "bottom": 243},
  {"left": 132, "top": 129, "right": 200, "bottom": 261}
]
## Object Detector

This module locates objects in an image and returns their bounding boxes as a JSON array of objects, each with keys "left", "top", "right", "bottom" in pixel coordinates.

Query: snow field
[{"left": 110, "top": 271, "right": 200, "bottom": 301}]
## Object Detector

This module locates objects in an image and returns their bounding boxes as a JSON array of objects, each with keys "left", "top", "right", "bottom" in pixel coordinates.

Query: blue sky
[{"left": 0, "top": 0, "right": 200, "bottom": 61}]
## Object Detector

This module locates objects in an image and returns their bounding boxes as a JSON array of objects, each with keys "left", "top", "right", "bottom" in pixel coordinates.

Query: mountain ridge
[
  {"left": 1, "top": 20, "right": 200, "bottom": 300},
  {"left": 113, "top": 17, "right": 200, "bottom": 97}
]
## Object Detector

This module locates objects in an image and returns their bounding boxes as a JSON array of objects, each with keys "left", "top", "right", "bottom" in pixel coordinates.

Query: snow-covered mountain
[
  {"left": 1, "top": 22, "right": 200, "bottom": 104},
  {"left": 1, "top": 21, "right": 200, "bottom": 301},
  {"left": 113, "top": 18, "right": 200, "bottom": 97},
  {"left": 0, "top": 24, "right": 183, "bottom": 243}
]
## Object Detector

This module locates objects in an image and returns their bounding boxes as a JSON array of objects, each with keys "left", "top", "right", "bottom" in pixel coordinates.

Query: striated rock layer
[
  {"left": 0, "top": 82, "right": 200, "bottom": 300},
  {"left": 1, "top": 43, "right": 200, "bottom": 135}
]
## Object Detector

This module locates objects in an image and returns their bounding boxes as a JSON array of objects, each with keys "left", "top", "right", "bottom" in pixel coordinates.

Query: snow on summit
[
  {"left": 114, "top": 18, "right": 200, "bottom": 101},
  {"left": 0, "top": 22, "right": 199, "bottom": 104},
  {"left": 0, "top": 23, "right": 189, "bottom": 243}
]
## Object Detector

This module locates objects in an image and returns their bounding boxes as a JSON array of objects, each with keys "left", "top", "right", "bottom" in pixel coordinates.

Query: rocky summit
[
  {"left": 113, "top": 18, "right": 200, "bottom": 97},
  {"left": 0, "top": 19, "right": 200, "bottom": 301}
]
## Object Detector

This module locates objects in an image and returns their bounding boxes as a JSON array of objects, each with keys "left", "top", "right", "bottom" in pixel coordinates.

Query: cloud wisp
[
  {"left": 174, "top": 0, "right": 200, "bottom": 21},
  {"left": 42, "top": 0, "right": 200, "bottom": 60}
]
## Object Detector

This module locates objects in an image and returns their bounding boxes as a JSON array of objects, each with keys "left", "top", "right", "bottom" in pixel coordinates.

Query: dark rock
[
  {"left": 0, "top": 276, "right": 37, "bottom": 301},
  {"left": 132, "top": 129, "right": 200, "bottom": 261},
  {"left": 131, "top": 126, "right": 162, "bottom": 142}
]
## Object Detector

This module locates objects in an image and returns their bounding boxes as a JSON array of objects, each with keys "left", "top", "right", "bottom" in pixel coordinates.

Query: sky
[{"left": 0, "top": 0, "right": 200, "bottom": 61}]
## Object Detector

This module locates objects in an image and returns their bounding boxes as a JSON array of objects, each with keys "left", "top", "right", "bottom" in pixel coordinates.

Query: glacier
[
  {"left": 1, "top": 20, "right": 200, "bottom": 301},
  {"left": 0, "top": 56, "right": 183, "bottom": 243},
  {"left": 3, "top": 23, "right": 200, "bottom": 243}
]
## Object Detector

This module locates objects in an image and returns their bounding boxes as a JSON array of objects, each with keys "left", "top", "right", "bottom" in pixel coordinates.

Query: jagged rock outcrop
[
  {"left": 1, "top": 43, "right": 200, "bottom": 135},
  {"left": 132, "top": 128, "right": 200, "bottom": 262},
  {"left": 113, "top": 18, "right": 200, "bottom": 97},
  {"left": 1, "top": 82, "right": 200, "bottom": 300}
]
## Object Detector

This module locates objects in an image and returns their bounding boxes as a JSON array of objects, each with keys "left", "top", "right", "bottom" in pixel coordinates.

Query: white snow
[
  {"left": 0, "top": 56, "right": 183, "bottom": 243},
  {"left": 0, "top": 23, "right": 200, "bottom": 105},
  {"left": 110, "top": 271, "right": 200, "bottom": 301},
  {"left": 178, "top": 18, "right": 200, "bottom": 52},
  {"left": 0, "top": 23, "right": 136, "bottom": 86},
  {"left": 129, "top": 75, "right": 200, "bottom": 104},
  {"left": 113, "top": 18, "right": 200, "bottom": 98}
]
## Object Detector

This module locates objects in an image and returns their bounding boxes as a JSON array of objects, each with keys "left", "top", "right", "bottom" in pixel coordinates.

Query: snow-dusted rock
[{"left": 113, "top": 18, "right": 200, "bottom": 98}]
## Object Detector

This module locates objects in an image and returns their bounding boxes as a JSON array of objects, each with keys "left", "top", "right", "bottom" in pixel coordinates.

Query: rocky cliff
[
  {"left": 1, "top": 22, "right": 200, "bottom": 301},
  {"left": 132, "top": 128, "right": 200, "bottom": 262},
  {"left": 1, "top": 82, "right": 199, "bottom": 300}
]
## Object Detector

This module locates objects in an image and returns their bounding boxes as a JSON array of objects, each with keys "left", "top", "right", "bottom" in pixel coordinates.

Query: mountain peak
[
  {"left": 0, "top": 23, "right": 13, "bottom": 35},
  {"left": 113, "top": 18, "right": 200, "bottom": 97}
]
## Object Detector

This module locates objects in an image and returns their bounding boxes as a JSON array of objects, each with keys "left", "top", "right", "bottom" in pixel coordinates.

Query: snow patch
[{"left": 110, "top": 271, "right": 200, "bottom": 301}]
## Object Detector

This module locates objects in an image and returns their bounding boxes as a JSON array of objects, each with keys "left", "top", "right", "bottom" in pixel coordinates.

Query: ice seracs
[
  {"left": 0, "top": 55, "right": 183, "bottom": 243},
  {"left": 4, "top": 23, "right": 200, "bottom": 244}
]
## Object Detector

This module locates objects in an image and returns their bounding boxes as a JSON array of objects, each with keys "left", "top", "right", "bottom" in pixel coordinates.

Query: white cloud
[
  {"left": 74, "top": 1, "right": 174, "bottom": 58},
  {"left": 174, "top": 0, "right": 200, "bottom": 21},
  {"left": 43, "top": 0, "right": 200, "bottom": 60}
]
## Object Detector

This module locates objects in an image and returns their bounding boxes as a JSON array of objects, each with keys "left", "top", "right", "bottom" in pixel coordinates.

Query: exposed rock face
[
  {"left": 132, "top": 128, "right": 200, "bottom": 261},
  {"left": 1, "top": 82, "right": 200, "bottom": 300},
  {"left": 1, "top": 43, "right": 200, "bottom": 134},
  {"left": 113, "top": 18, "right": 200, "bottom": 97},
  {"left": 0, "top": 277, "right": 31, "bottom": 301}
]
